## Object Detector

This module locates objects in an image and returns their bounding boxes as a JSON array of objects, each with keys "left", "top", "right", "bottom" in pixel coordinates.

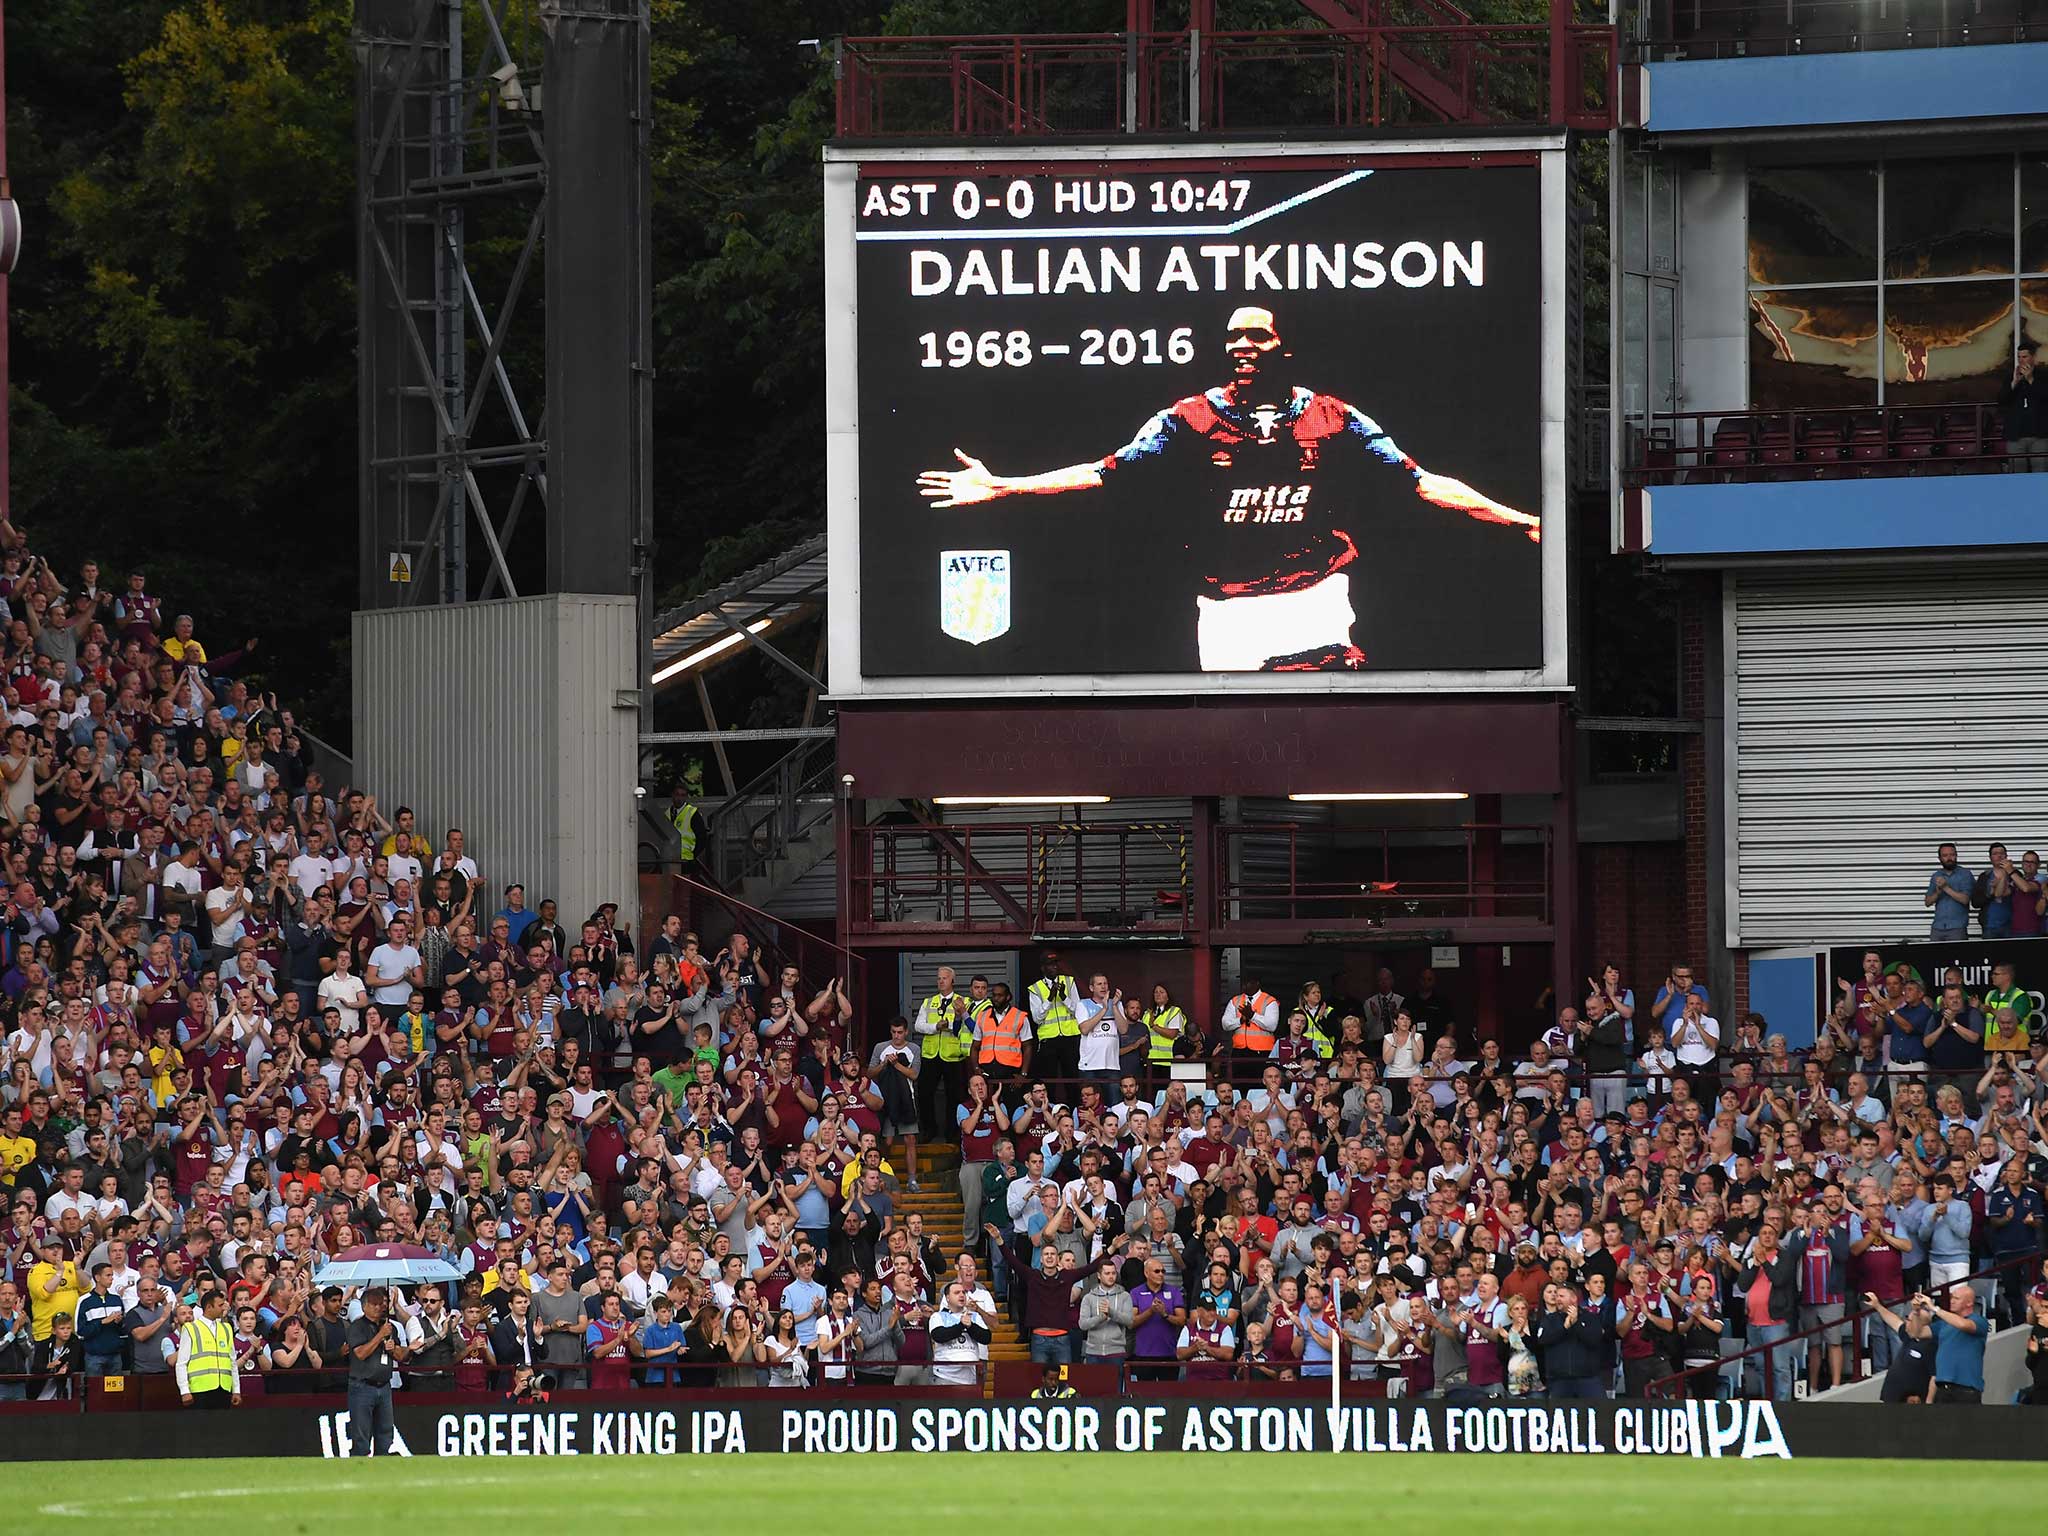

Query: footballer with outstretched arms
[{"left": 917, "top": 306, "right": 1539, "bottom": 672}]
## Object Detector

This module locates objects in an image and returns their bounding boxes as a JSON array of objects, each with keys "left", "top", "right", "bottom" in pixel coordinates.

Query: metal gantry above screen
[{"left": 833, "top": 1, "right": 1617, "bottom": 139}]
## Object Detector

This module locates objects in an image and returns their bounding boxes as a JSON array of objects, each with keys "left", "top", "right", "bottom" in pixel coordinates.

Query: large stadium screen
[{"left": 825, "top": 142, "right": 1567, "bottom": 697}]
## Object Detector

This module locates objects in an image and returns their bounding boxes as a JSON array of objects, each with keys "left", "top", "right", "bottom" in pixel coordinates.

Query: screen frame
[{"left": 825, "top": 136, "right": 1571, "bottom": 700}]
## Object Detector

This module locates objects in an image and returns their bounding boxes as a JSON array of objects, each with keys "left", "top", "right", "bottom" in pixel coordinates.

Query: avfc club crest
[{"left": 939, "top": 549, "right": 1011, "bottom": 645}]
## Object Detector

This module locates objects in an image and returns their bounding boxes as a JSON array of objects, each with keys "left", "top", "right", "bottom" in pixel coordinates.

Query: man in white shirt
[
  {"left": 386, "top": 835, "right": 425, "bottom": 889},
  {"left": 366, "top": 918, "right": 423, "bottom": 1009},
  {"left": 927, "top": 1279, "right": 991, "bottom": 1386},
  {"left": 204, "top": 865, "right": 257, "bottom": 955},
  {"left": 1247, "top": 1065, "right": 1296, "bottom": 1134},
  {"left": 1514, "top": 1041, "right": 1558, "bottom": 1105},
  {"left": 1076, "top": 975, "right": 1122, "bottom": 1083},
  {"left": 1003, "top": 1149, "right": 1056, "bottom": 1239},
  {"left": 288, "top": 841, "right": 339, "bottom": 900},
  {"left": 318, "top": 950, "right": 370, "bottom": 1033},
  {"left": 955, "top": 1252, "right": 999, "bottom": 1365},
  {"left": 160, "top": 842, "right": 204, "bottom": 925},
  {"left": 1669, "top": 993, "right": 1721, "bottom": 1086},
  {"left": 43, "top": 1165, "right": 94, "bottom": 1223}
]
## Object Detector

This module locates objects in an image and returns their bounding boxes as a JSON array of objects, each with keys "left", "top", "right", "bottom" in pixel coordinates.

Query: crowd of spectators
[
  {"left": 935, "top": 950, "right": 2044, "bottom": 1404},
  {"left": 1925, "top": 840, "right": 2044, "bottom": 943},
  {"left": 0, "top": 503, "right": 2039, "bottom": 1409}
]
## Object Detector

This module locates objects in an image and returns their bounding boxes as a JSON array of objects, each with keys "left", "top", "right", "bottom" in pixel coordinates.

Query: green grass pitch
[{"left": 1, "top": 1454, "right": 2039, "bottom": 1532}]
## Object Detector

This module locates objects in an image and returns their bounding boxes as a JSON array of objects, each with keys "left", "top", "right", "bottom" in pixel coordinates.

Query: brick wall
[
  {"left": 1678, "top": 585, "right": 1711, "bottom": 968},
  {"left": 1581, "top": 841, "right": 1690, "bottom": 1004}
]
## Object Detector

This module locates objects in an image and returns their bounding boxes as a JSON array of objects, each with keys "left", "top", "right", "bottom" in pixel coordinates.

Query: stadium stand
[{"left": 0, "top": 518, "right": 2041, "bottom": 1411}]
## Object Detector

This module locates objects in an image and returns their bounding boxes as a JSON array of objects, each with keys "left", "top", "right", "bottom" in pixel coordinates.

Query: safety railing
[
  {"left": 1216, "top": 822, "right": 1552, "bottom": 932},
  {"left": 1632, "top": 0, "right": 2044, "bottom": 60},
  {"left": 699, "top": 735, "right": 840, "bottom": 893},
  {"left": 656, "top": 870, "right": 868, "bottom": 1037},
  {"left": 1623, "top": 403, "right": 2020, "bottom": 488},
  {"left": 834, "top": 25, "right": 1615, "bottom": 137},
  {"left": 846, "top": 820, "right": 1194, "bottom": 942},
  {"left": 1644, "top": 1247, "right": 2043, "bottom": 1400},
  {"left": 0, "top": 1358, "right": 999, "bottom": 1414}
]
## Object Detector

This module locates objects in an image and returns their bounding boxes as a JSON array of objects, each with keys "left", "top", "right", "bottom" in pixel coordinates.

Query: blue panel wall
[
  {"left": 1645, "top": 42, "right": 2048, "bottom": 131},
  {"left": 1645, "top": 472, "right": 2048, "bottom": 556},
  {"left": 1749, "top": 954, "right": 1818, "bottom": 1049}
]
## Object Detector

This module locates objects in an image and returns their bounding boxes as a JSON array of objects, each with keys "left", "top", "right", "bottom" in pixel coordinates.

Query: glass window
[
  {"left": 1622, "top": 153, "right": 1647, "bottom": 274},
  {"left": 2022, "top": 159, "right": 2048, "bottom": 274},
  {"left": 1621, "top": 274, "right": 1648, "bottom": 417},
  {"left": 1650, "top": 160, "right": 1677, "bottom": 276},
  {"left": 2023, "top": 279, "right": 2048, "bottom": 351},
  {"left": 1651, "top": 283, "right": 1677, "bottom": 413},
  {"left": 1882, "top": 281, "right": 2015, "bottom": 405},
  {"left": 1885, "top": 158, "right": 2014, "bottom": 280},
  {"left": 1748, "top": 165, "right": 1877, "bottom": 286},
  {"left": 1749, "top": 287, "right": 1878, "bottom": 410}
]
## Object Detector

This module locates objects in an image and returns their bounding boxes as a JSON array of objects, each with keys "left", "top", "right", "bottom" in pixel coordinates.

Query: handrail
[
  {"left": 1631, "top": 0, "right": 2042, "bottom": 59},
  {"left": 1643, "top": 1245, "right": 2042, "bottom": 1400},
  {"left": 1216, "top": 821, "right": 1554, "bottom": 928},
  {"left": 701, "top": 736, "right": 838, "bottom": 891},
  {"left": 664, "top": 870, "right": 868, "bottom": 1049},
  {"left": 1624, "top": 401, "right": 2016, "bottom": 487},
  {"left": 836, "top": 24, "right": 1614, "bottom": 136},
  {"left": 848, "top": 820, "right": 1193, "bottom": 939}
]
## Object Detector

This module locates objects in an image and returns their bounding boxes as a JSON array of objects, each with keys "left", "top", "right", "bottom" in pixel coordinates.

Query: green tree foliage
[
  {"left": 7, "top": 0, "right": 1623, "bottom": 755},
  {"left": 11, "top": 0, "right": 357, "bottom": 735}
]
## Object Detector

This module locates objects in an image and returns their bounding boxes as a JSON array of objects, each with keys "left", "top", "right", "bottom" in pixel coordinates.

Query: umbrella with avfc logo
[{"left": 313, "top": 1243, "right": 463, "bottom": 1289}]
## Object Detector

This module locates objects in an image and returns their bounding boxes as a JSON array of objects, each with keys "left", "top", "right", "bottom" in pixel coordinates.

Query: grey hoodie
[
  {"left": 1075, "top": 1280, "right": 1135, "bottom": 1357},
  {"left": 853, "top": 1300, "right": 901, "bottom": 1368}
]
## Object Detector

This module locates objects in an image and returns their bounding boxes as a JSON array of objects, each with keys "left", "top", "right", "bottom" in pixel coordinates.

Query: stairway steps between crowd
[{"left": 884, "top": 1139, "right": 1031, "bottom": 1388}]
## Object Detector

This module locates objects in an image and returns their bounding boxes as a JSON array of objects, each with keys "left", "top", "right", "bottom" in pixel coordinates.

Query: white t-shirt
[
  {"left": 958, "top": 1283, "right": 997, "bottom": 1359},
  {"left": 161, "top": 862, "right": 202, "bottom": 905},
  {"left": 366, "top": 943, "right": 421, "bottom": 1007},
  {"left": 288, "top": 852, "right": 337, "bottom": 899},
  {"left": 387, "top": 853, "right": 423, "bottom": 887},
  {"left": 1672, "top": 1015, "right": 1720, "bottom": 1067},
  {"left": 1076, "top": 998, "right": 1121, "bottom": 1072},
  {"left": 44, "top": 1188, "right": 94, "bottom": 1222},
  {"left": 205, "top": 884, "right": 250, "bottom": 948},
  {"left": 318, "top": 971, "right": 368, "bottom": 1032}
]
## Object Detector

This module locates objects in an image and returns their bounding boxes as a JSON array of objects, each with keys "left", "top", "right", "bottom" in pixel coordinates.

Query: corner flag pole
[{"left": 1330, "top": 1284, "right": 1340, "bottom": 1446}]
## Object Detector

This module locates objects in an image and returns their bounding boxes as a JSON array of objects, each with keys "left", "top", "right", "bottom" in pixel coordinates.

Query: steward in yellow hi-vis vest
[
  {"left": 176, "top": 1291, "right": 241, "bottom": 1407},
  {"left": 914, "top": 966, "right": 975, "bottom": 1139},
  {"left": 1298, "top": 983, "right": 1335, "bottom": 1059},
  {"left": 1028, "top": 952, "right": 1081, "bottom": 1083},
  {"left": 1144, "top": 983, "right": 1188, "bottom": 1071}
]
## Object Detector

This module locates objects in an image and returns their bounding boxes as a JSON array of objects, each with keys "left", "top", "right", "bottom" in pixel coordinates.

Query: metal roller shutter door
[
  {"left": 1728, "top": 564, "right": 2048, "bottom": 948},
  {"left": 900, "top": 951, "right": 1021, "bottom": 1020}
]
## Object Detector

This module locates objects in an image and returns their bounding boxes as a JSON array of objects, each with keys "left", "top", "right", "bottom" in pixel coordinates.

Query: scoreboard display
[{"left": 825, "top": 141, "right": 1568, "bottom": 698}]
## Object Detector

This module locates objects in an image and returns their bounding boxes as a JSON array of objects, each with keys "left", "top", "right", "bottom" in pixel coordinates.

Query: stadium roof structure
[{"left": 647, "top": 533, "right": 826, "bottom": 694}]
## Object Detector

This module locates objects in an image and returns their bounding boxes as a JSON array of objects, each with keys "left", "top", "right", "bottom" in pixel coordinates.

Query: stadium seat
[
  {"left": 1850, "top": 413, "right": 1888, "bottom": 466},
  {"left": 1800, "top": 413, "right": 1847, "bottom": 470},
  {"left": 1966, "top": 0, "right": 2025, "bottom": 43},
  {"left": 1894, "top": 415, "right": 1937, "bottom": 463},
  {"left": 1940, "top": 409, "right": 1985, "bottom": 465},
  {"left": 1709, "top": 417, "right": 1757, "bottom": 474}
]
